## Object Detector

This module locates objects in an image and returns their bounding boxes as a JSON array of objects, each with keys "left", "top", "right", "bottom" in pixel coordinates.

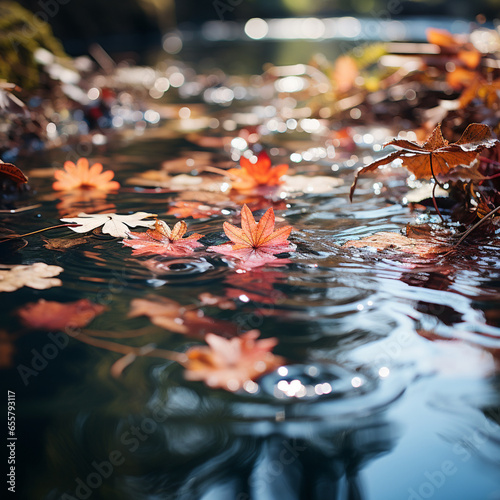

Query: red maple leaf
[
  {"left": 123, "top": 219, "right": 203, "bottom": 256},
  {"left": 227, "top": 151, "right": 288, "bottom": 191},
  {"left": 208, "top": 204, "right": 295, "bottom": 269}
]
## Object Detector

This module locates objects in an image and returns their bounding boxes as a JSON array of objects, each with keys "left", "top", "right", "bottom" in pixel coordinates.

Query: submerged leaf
[
  {"left": 343, "top": 231, "right": 450, "bottom": 258},
  {"left": 183, "top": 330, "right": 285, "bottom": 391},
  {"left": 0, "top": 263, "right": 63, "bottom": 292},
  {"left": 17, "top": 299, "right": 105, "bottom": 330}
]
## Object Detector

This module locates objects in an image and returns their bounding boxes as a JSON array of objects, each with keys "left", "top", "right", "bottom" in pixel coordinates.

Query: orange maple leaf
[
  {"left": 426, "top": 28, "right": 481, "bottom": 69},
  {"left": 208, "top": 205, "right": 295, "bottom": 268},
  {"left": 53, "top": 158, "right": 120, "bottom": 191},
  {"left": 350, "top": 123, "right": 498, "bottom": 200},
  {"left": 183, "top": 330, "right": 285, "bottom": 391},
  {"left": 123, "top": 219, "right": 203, "bottom": 256},
  {"left": 227, "top": 151, "right": 288, "bottom": 191}
]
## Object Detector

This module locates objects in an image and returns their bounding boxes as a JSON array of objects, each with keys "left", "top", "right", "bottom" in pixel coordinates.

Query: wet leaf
[
  {"left": 61, "top": 212, "right": 156, "bottom": 238},
  {"left": 0, "top": 263, "right": 63, "bottom": 292},
  {"left": 343, "top": 231, "right": 450, "bottom": 258},
  {"left": 122, "top": 219, "right": 203, "bottom": 256},
  {"left": 350, "top": 123, "right": 498, "bottom": 200},
  {"left": 208, "top": 205, "right": 295, "bottom": 269},
  {"left": 166, "top": 201, "right": 224, "bottom": 219},
  {"left": 53, "top": 158, "right": 120, "bottom": 191},
  {"left": 16, "top": 299, "right": 106, "bottom": 330},
  {"left": 227, "top": 151, "right": 288, "bottom": 191},
  {"left": 0, "top": 160, "right": 28, "bottom": 185},
  {"left": 42, "top": 236, "right": 90, "bottom": 251},
  {"left": 128, "top": 295, "right": 237, "bottom": 337},
  {"left": 183, "top": 330, "right": 285, "bottom": 392}
]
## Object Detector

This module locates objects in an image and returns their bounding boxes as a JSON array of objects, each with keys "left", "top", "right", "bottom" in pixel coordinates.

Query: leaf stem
[
  {"left": 66, "top": 328, "right": 188, "bottom": 364},
  {"left": 452, "top": 204, "right": 500, "bottom": 248},
  {"left": 429, "top": 153, "right": 445, "bottom": 223},
  {"left": 0, "top": 224, "right": 80, "bottom": 243}
]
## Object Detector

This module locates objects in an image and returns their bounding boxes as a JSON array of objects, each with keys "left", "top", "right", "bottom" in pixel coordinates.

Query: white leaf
[
  {"left": 61, "top": 212, "right": 156, "bottom": 238},
  {"left": 0, "top": 263, "right": 63, "bottom": 292}
]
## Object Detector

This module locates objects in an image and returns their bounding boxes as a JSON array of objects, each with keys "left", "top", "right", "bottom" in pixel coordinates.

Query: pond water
[{"left": 2, "top": 34, "right": 500, "bottom": 500}]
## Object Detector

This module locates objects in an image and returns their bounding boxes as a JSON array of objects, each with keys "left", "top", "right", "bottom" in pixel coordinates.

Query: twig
[
  {"left": 0, "top": 223, "right": 80, "bottom": 243},
  {"left": 429, "top": 153, "right": 445, "bottom": 223},
  {"left": 66, "top": 328, "right": 188, "bottom": 364}
]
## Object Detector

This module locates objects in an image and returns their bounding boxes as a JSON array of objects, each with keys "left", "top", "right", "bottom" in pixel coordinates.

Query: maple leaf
[
  {"left": 0, "top": 160, "right": 28, "bottom": 185},
  {"left": 53, "top": 158, "right": 120, "bottom": 191},
  {"left": 17, "top": 299, "right": 106, "bottom": 330},
  {"left": 207, "top": 205, "right": 295, "bottom": 269},
  {"left": 60, "top": 212, "right": 156, "bottom": 238},
  {"left": 350, "top": 123, "right": 498, "bottom": 200},
  {"left": 227, "top": 151, "right": 288, "bottom": 191},
  {"left": 343, "top": 231, "right": 450, "bottom": 258},
  {"left": 122, "top": 219, "right": 203, "bottom": 256},
  {"left": 183, "top": 330, "right": 285, "bottom": 392},
  {"left": 0, "top": 263, "right": 63, "bottom": 292}
]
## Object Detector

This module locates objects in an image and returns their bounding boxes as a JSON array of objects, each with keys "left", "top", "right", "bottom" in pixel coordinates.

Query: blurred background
[{"left": 12, "top": 0, "right": 500, "bottom": 55}]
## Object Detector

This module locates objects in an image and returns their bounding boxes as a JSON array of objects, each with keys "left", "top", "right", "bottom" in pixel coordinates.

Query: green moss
[{"left": 0, "top": 2, "right": 67, "bottom": 88}]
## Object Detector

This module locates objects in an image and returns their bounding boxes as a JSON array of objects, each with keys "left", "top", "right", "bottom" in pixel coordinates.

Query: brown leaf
[
  {"left": 42, "top": 236, "right": 90, "bottom": 251},
  {"left": 0, "top": 160, "right": 28, "bottom": 185},
  {"left": 16, "top": 299, "right": 106, "bottom": 330},
  {"left": 350, "top": 123, "right": 498, "bottom": 200},
  {"left": 343, "top": 231, "right": 450, "bottom": 258}
]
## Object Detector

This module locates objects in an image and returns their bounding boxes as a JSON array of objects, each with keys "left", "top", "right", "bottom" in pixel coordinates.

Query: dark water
[{"left": 2, "top": 38, "right": 500, "bottom": 500}]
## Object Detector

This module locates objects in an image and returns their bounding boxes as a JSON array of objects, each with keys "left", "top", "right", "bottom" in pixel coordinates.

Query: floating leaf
[
  {"left": 17, "top": 299, "right": 105, "bottom": 330},
  {"left": 61, "top": 212, "right": 156, "bottom": 238},
  {"left": 227, "top": 151, "right": 288, "bottom": 191},
  {"left": 53, "top": 158, "right": 120, "bottom": 191},
  {"left": 183, "top": 330, "right": 285, "bottom": 392},
  {"left": 350, "top": 123, "right": 498, "bottom": 200},
  {"left": 343, "top": 231, "right": 450, "bottom": 258},
  {"left": 123, "top": 219, "right": 203, "bottom": 256},
  {"left": 0, "top": 263, "right": 63, "bottom": 292},
  {"left": 208, "top": 205, "right": 295, "bottom": 269}
]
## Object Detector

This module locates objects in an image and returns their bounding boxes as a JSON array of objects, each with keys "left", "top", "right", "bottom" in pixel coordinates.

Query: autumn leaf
[
  {"left": 53, "top": 158, "right": 120, "bottom": 191},
  {"left": 166, "top": 201, "right": 224, "bottom": 219},
  {"left": 122, "top": 219, "right": 203, "bottom": 256},
  {"left": 207, "top": 205, "right": 295, "bottom": 269},
  {"left": 43, "top": 236, "right": 90, "bottom": 251},
  {"left": 0, "top": 263, "right": 63, "bottom": 292},
  {"left": 0, "top": 160, "right": 28, "bottom": 185},
  {"left": 183, "top": 330, "right": 285, "bottom": 392},
  {"left": 227, "top": 151, "right": 288, "bottom": 191},
  {"left": 350, "top": 123, "right": 498, "bottom": 200},
  {"left": 128, "top": 295, "right": 237, "bottom": 337},
  {"left": 17, "top": 299, "right": 106, "bottom": 330},
  {"left": 60, "top": 212, "right": 156, "bottom": 238},
  {"left": 343, "top": 231, "right": 450, "bottom": 258},
  {"left": 332, "top": 55, "right": 359, "bottom": 94}
]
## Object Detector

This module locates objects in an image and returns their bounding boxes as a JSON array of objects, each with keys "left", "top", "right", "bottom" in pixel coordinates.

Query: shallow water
[{"left": 2, "top": 43, "right": 500, "bottom": 500}]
